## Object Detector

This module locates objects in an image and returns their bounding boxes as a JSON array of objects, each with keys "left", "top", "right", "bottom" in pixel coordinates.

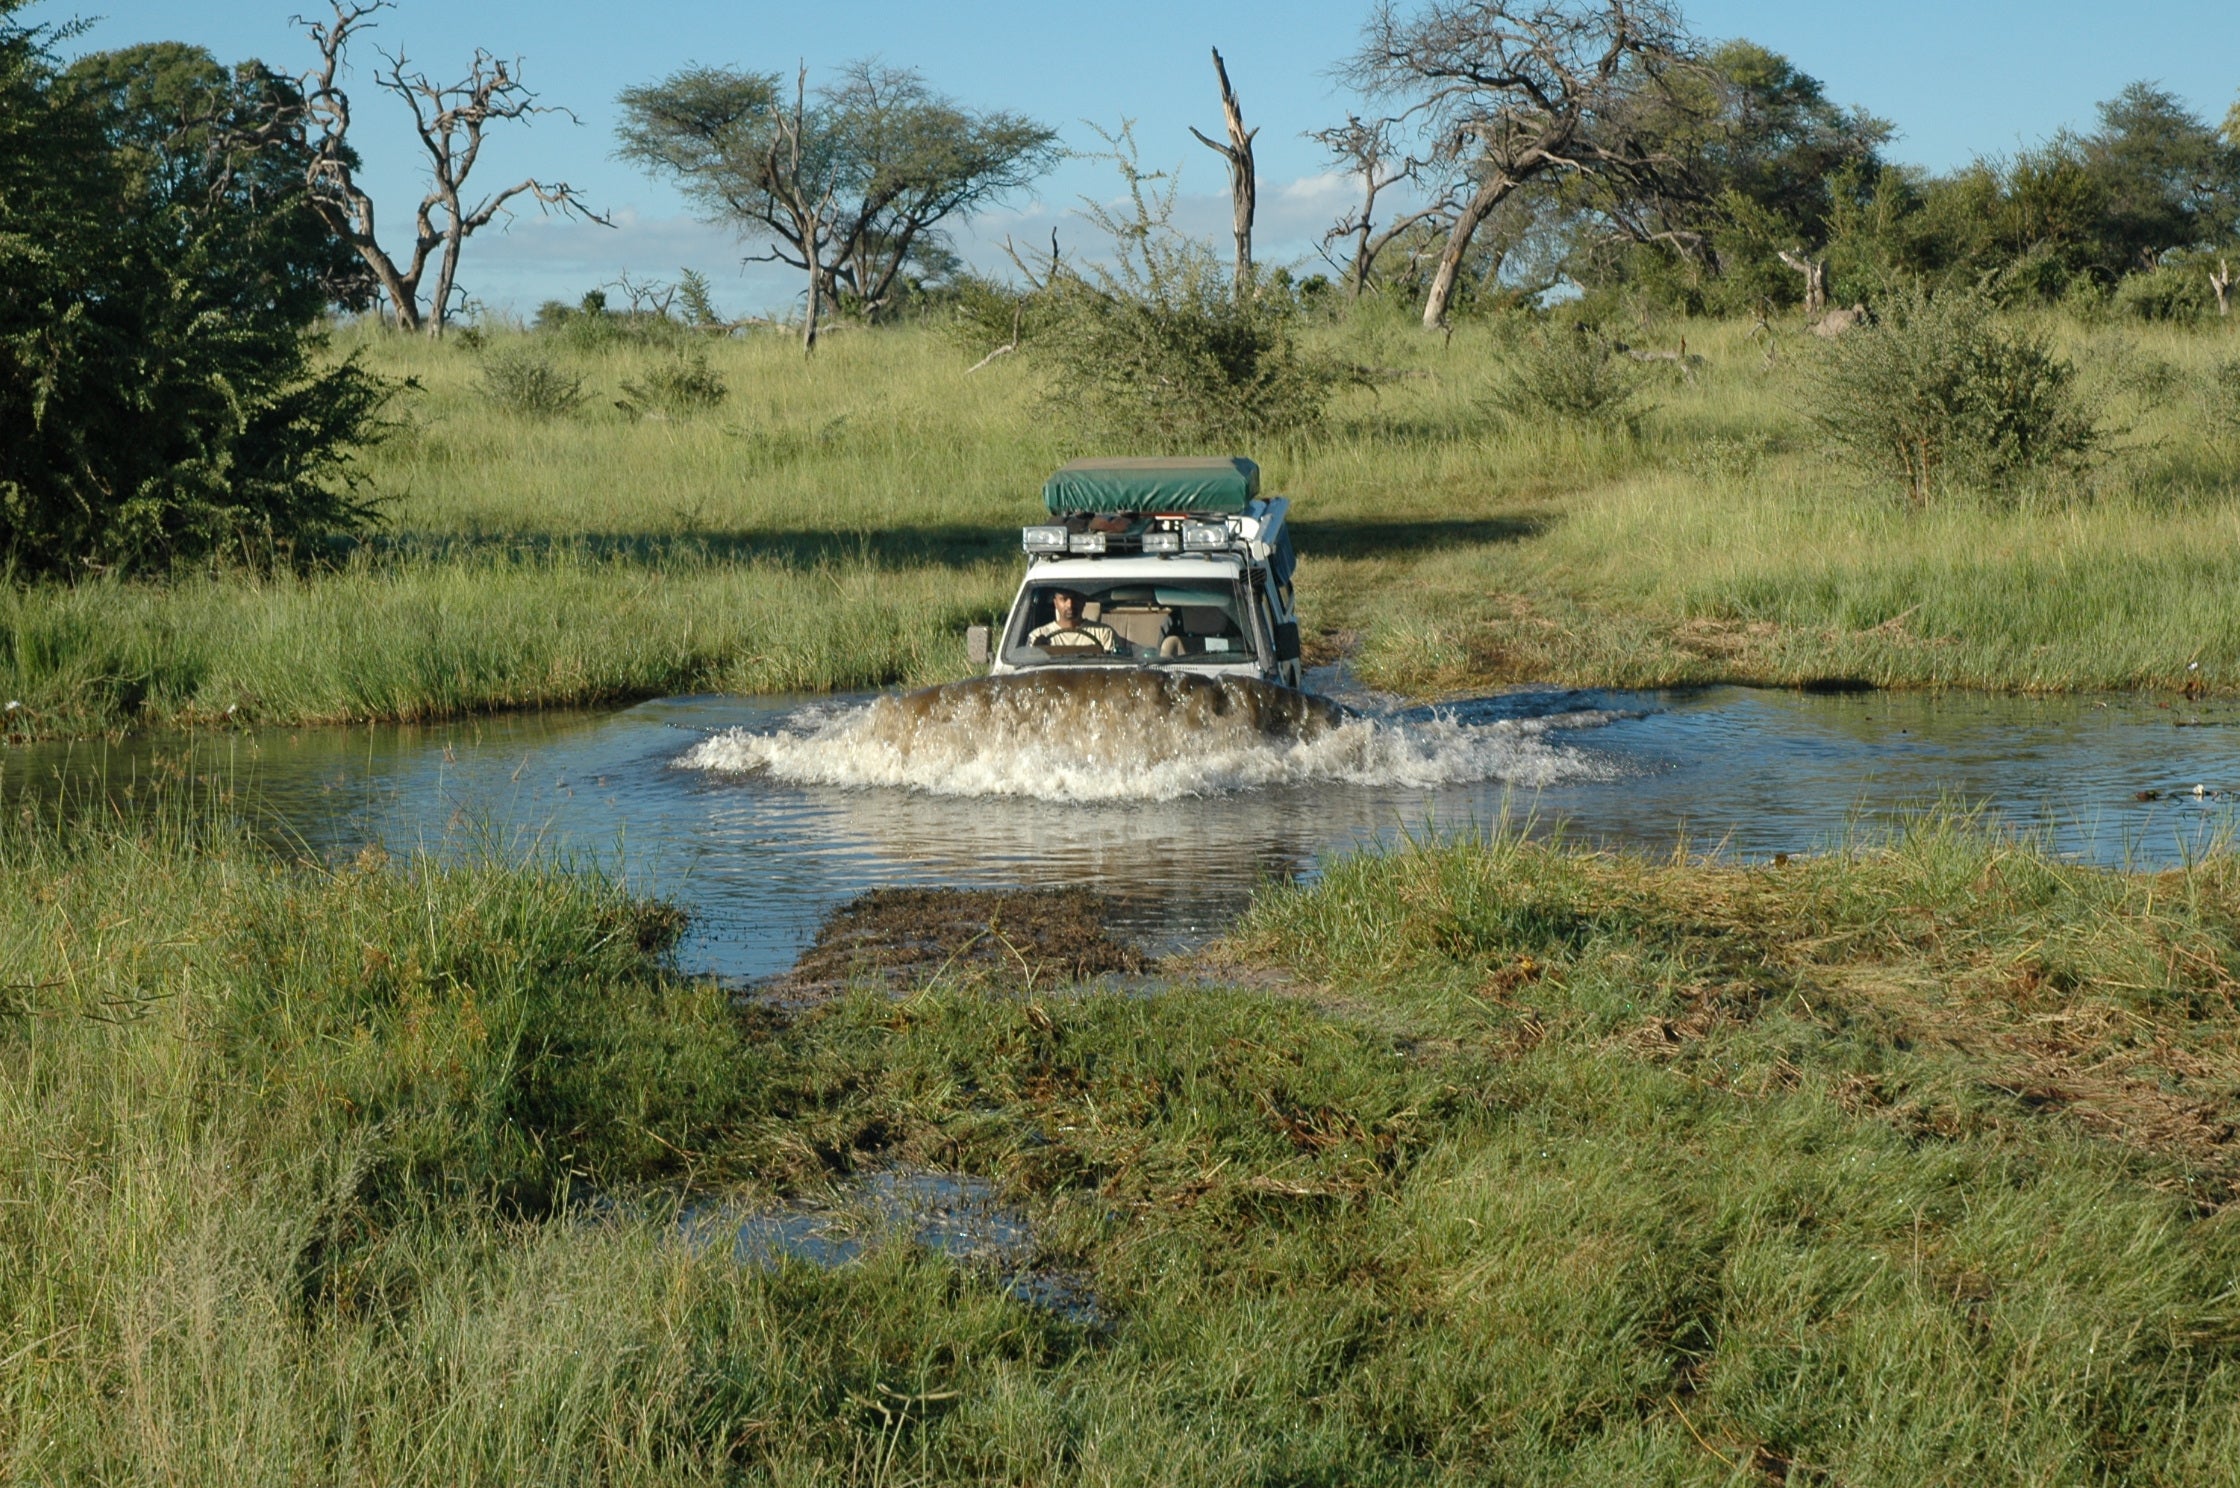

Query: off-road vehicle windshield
[{"left": 1001, "top": 577, "right": 1254, "bottom": 666}]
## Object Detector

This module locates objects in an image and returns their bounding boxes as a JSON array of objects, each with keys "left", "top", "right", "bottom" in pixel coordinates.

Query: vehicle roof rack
[{"left": 1043, "top": 456, "right": 1259, "bottom": 515}]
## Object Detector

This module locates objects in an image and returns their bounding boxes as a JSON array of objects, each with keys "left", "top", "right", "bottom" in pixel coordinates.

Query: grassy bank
[
  {"left": 6, "top": 309, "right": 2240, "bottom": 740},
  {"left": 11, "top": 803, "right": 2240, "bottom": 1481}
]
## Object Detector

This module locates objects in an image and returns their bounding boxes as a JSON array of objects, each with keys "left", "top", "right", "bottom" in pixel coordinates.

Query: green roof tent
[{"left": 1043, "top": 456, "right": 1259, "bottom": 515}]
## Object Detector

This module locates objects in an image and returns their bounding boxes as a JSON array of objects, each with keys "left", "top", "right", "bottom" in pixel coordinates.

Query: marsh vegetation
[
  {"left": 12, "top": 796, "right": 2240, "bottom": 1480},
  {"left": 7, "top": 305, "right": 2240, "bottom": 742}
]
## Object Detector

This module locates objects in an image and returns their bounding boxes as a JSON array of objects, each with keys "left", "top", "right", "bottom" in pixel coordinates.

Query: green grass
[
  {"left": 5, "top": 307, "right": 2240, "bottom": 740},
  {"left": 12, "top": 799, "right": 2240, "bottom": 1481}
]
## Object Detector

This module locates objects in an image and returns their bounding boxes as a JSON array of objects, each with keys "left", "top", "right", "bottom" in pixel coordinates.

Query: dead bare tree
[
  {"left": 1347, "top": 0, "right": 1698, "bottom": 330},
  {"left": 2213, "top": 258, "right": 2234, "bottom": 318},
  {"left": 1189, "top": 47, "right": 1258, "bottom": 299},
  {"left": 1311, "top": 114, "right": 1464, "bottom": 298},
  {"left": 1776, "top": 247, "right": 1828, "bottom": 317},
  {"left": 295, "top": 0, "right": 604, "bottom": 335}
]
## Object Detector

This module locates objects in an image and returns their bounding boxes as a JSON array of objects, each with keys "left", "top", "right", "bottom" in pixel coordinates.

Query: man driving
[{"left": 1026, "top": 589, "right": 1117, "bottom": 652}]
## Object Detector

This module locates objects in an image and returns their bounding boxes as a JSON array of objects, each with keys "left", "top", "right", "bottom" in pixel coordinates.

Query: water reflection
[{"left": 8, "top": 685, "right": 2240, "bottom": 981}]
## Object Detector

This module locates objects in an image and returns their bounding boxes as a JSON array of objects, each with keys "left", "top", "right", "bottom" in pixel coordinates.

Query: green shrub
[
  {"left": 533, "top": 289, "right": 686, "bottom": 352},
  {"left": 2114, "top": 264, "right": 2214, "bottom": 323},
  {"left": 2, "top": 20, "right": 388, "bottom": 577},
  {"left": 476, "top": 349, "right": 587, "bottom": 420},
  {"left": 2209, "top": 357, "right": 2240, "bottom": 441},
  {"left": 616, "top": 351, "right": 727, "bottom": 421},
  {"left": 1483, "top": 325, "right": 1646, "bottom": 428},
  {"left": 1040, "top": 274, "right": 1345, "bottom": 447},
  {"left": 1802, "top": 281, "right": 2101, "bottom": 503},
  {"left": 1026, "top": 118, "right": 1348, "bottom": 447},
  {"left": 2097, "top": 339, "right": 2185, "bottom": 400},
  {"left": 943, "top": 271, "right": 1064, "bottom": 361}
]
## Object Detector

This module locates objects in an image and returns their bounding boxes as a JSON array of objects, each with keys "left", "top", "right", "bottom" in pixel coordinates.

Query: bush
[
  {"left": 2114, "top": 264, "right": 2214, "bottom": 323},
  {"left": 1027, "top": 118, "right": 1349, "bottom": 447},
  {"left": 1483, "top": 325, "right": 1645, "bottom": 429},
  {"left": 943, "top": 271, "right": 1065, "bottom": 362},
  {"left": 1802, "top": 281, "right": 2100, "bottom": 504},
  {"left": 475, "top": 349, "right": 586, "bottom": 420},
  {"left": 1040, "top": 273, "right": 1346, "bottom": 447},
  {"left": 533, "top": 288, "right": 686, "bottom": 352},
  {"left": 616, "top": 350, "right": 727, "bottom": 420},
  {"left": 2208, "top": 358, "right": 2240, "bottom": 441},
  {"left": 1, "top": 19, "right": 388, "bottom": 577}
]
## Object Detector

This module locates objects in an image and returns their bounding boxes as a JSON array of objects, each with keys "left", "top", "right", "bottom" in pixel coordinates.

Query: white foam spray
[{"left": 680, "top": 671, "right": 1622, "bottom": 803}]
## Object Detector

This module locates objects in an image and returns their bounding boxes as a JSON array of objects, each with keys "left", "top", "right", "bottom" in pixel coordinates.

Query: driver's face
[{"left": 1053, "top": 592, "right": 1079, "bottom": 624}]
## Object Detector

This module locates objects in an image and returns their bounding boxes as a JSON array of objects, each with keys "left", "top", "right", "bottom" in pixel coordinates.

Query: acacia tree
[
  {"left": 2082, "top": 83, "right": 2239, "bottom": 272},
  {"left": 1347, "top": 0, "right": 1699, "bottom": 329},
  {"left": 296, "top": 0, "right": 604, "bottom": 334},
  {"left": 616, "top": 61, "right": 1058, "bottom": 354}
]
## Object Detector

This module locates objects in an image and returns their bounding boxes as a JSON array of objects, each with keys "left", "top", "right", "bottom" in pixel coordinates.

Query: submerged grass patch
[
  {"left": 11, "top": 802, "right": 2240, "bottom": 1480},
  {"left": 782, "top": 886, "right": 1147, "bottom": 994},
  {"left": 6, "top": 313, "right": 2240, "bottom": 739}
]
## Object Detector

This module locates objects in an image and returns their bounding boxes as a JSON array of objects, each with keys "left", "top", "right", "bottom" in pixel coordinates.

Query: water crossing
[
  {"left": 11, "top": 682, "right": 2240, "bottom": 980},
  {"left": 681, "top": 669, "right": 1622, "bottom": 801}
]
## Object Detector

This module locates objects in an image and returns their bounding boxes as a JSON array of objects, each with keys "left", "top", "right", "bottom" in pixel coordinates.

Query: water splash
[{"left": 679, "top": 670, "right": 1622, "bottom": 802}]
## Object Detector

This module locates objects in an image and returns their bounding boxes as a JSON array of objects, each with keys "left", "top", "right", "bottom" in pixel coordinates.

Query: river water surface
[{"left": 11, "top": 676, "right": 2240, "bottom": 980}]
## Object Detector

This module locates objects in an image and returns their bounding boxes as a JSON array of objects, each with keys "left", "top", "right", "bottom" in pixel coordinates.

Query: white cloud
[
  {"left": 450, "top": 205, "right": 799, "bottom": 316},
  {"left": 447, "top": 169, "right": 1421, "bottom": 313}
]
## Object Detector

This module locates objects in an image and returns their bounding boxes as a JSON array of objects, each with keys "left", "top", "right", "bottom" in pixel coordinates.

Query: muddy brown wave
[{"left": 679, "top": 669, "right": 1619, "bottom": 802}]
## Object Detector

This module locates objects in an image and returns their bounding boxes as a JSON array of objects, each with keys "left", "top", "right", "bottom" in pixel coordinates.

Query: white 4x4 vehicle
[{"left": 967, "top": 457, "right": 1304, "bottom": 690}]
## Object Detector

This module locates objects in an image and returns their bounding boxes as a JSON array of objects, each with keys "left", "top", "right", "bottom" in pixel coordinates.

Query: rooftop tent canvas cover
[{"left": 1043, "top": 457, "right": 1260, "bottom": 515}]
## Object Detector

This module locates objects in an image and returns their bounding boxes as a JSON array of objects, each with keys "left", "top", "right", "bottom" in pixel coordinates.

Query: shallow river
[{"left": 11, "top": 676, "right": 2240, "bottom": 981}]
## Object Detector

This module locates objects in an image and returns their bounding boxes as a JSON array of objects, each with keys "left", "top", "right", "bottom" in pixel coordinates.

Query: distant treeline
[
  {"left": 1308, "top": 30, "right": 2240, "bottom": 326},
  {"left": 6, "top": 0, "right": 2239, "bottom": 581}
]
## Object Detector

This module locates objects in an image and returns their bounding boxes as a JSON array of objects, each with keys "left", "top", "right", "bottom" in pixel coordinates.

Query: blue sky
[{"left": 38, "top": 0, "right": 2239, "bottom": 316}]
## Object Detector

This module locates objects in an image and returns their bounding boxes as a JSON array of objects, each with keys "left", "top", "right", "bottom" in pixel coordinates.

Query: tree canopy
[
  {"left": 59, "top": 41, "right": 374, "bottom": 318},
  {"left": 1346, "top": 0, "right": 1710, "bottom": 327},
  {"left": 0, "top": 8, "right": 384, "bottom": 578},
  {"left": 1323, "top": 6, "right": 2236, "bottom": 323},
  {"left": 616, "top": 60, "right": 1058, "bottom": 348}
]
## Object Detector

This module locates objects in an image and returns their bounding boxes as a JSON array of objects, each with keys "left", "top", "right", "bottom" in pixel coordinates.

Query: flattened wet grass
[{"left": 782, "top": 886, "right": 1147, "bottom": 994}]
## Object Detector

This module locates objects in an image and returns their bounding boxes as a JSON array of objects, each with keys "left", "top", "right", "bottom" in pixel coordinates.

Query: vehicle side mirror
[
  {"left": 966, "top": 624, "right": 991, "bottom": 666},
  {"left": 1273, "top": 620, "right": 1301, "bottom": 663}
]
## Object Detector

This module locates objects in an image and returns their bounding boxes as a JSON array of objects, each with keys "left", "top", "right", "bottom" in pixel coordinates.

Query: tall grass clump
[
  {"left": 0, "top": 547, "right": 1013, "bottom": 736},
  {"left": 1483, "top": 323, "right": 1646, "bottom": 429},
  {"left": 616, "top": 348, "right": 728, "bottom": 421},
  {"left": 1803, "top": 281, "right": 2101, "bottom": 503},
  {"left": 2208, "top": 355, "right": 2240, "bottom": 441},
  {"left": 0, "top": 802, "right": 778, "bottom": 1480},
  {"left": 475, "top": 346, "right": 587, "bottom": 419}
]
